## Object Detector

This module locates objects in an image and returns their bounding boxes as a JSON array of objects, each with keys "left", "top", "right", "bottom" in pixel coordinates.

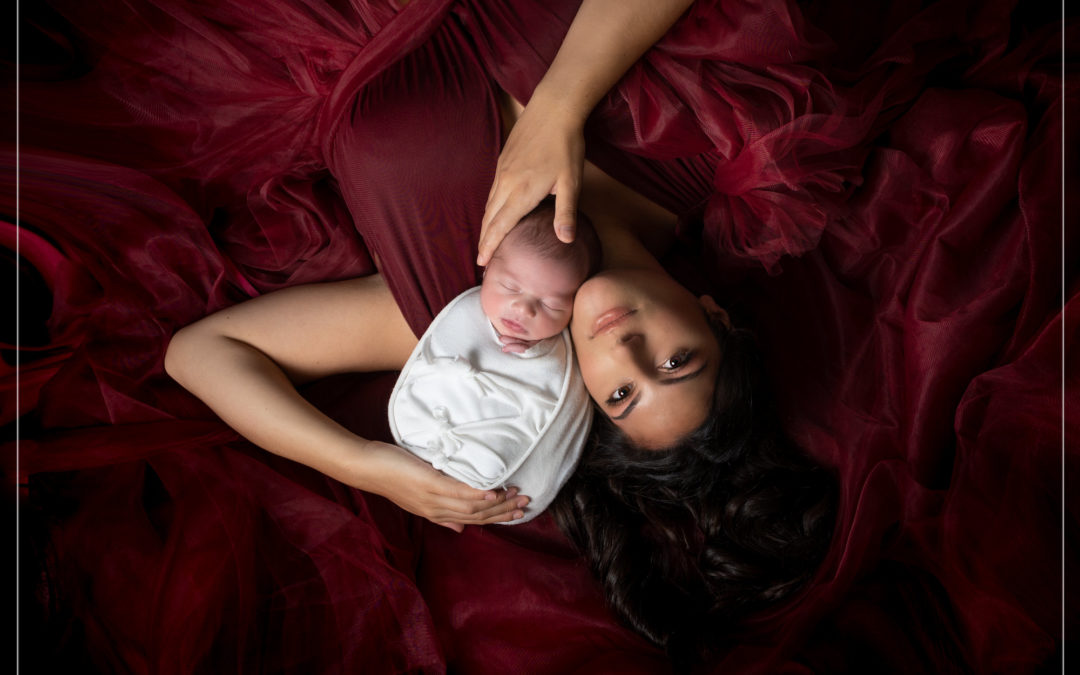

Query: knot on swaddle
[
  {"left": 388, "top": 288, "right": 592, "bottom": 523},
  {"left": 423, "top": 402, "right": 509, "bottom": 481},
  {"left": 428, "top": 406, "right": 454, "bottom": 471}
]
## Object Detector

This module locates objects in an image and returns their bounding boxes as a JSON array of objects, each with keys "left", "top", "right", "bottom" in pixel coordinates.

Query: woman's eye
[
  {"left": 607, "top": 384, "right": 633, "bottom": 405},
  {"left": 661, "top": 351, "right": 692, "bottom": 371}
]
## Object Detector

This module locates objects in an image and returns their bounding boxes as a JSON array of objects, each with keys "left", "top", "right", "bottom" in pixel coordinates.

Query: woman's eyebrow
[{"left": 611, "top": 395, "right": 641, "bottom": 421}]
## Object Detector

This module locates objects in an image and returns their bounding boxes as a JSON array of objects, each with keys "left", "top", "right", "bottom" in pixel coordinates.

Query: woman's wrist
[
  {"left": 330, "top": 438, "right": 389, "bottom": 493},
  {"left": 527, "top": 79, "right": 592, "bottom": 132}
]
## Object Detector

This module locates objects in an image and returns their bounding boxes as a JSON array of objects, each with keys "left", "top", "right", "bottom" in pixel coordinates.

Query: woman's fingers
[
  {"left": 552, "top": 174, "right": 581, "bottom": 243},
  {"left": 442, "top": 478, "right": 501, "bottom": 503},
  {"left": 478, "top": 170, "right": 515, "bottom": 265},
  {"left": 452, "top": 487, "right": 528, "bottom": 521},
  {"left": 477, "top": 209, "right": 510, "bottom": 266},
  {"left": 471, "top": 491, "right": 529, "bottom": 522},
  {"left": 429, "top": 481, "right": 530, "bottom": 527},
  {"left": 479, "top": 184, "right": 544, "bottom": 266},
  {"left": 479, "top": 174, "right": 580, "bottom": 264}
]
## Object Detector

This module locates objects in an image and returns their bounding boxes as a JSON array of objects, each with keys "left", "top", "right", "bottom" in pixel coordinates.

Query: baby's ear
[{"left": 698, "top": 295, "right": 730, "bottom": 329}]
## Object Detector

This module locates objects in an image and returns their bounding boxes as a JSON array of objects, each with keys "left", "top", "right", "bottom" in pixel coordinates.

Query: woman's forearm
[{"left": 531, "top": 0, "right": 695, "bottom": 124}]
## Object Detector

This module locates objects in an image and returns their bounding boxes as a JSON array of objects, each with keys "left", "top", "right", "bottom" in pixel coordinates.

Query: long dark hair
[{"left": 551, "top": 317, "right": 837, "bottom": 665}]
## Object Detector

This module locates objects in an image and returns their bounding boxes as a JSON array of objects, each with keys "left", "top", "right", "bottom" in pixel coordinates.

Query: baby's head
[{"left": 480, "top": 197, "right": 601, "bottom": 342}]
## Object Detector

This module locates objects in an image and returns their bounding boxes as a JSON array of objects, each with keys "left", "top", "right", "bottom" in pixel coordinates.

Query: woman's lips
[
  {"left": 501, "top": 318, "right": 526, "bottom": 335},
  {"left": 591, "top": 307, "right": 634, "bottom": 338}
]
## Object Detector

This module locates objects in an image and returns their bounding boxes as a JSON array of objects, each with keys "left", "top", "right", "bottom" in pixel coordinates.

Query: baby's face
[{"left": 480, "top": 239, "right": 584, "bottom": 342}]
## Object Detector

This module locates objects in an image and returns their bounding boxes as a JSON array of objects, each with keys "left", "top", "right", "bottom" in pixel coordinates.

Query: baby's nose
[{"left": 513, "top": 297, "right": 537, "bottom": 317}]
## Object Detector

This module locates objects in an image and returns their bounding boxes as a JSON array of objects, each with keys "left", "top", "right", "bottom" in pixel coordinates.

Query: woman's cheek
[{"left": 575, "top": 351, "right": 605, "bottom": 403}]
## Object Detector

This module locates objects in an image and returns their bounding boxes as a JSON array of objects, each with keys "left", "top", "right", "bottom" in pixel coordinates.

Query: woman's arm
[
  {"left": 164, "top": 276, "right": 527, "bottom": 531},
  {"left": 478, "top": 0, "right": 695, "bottom": 265}
]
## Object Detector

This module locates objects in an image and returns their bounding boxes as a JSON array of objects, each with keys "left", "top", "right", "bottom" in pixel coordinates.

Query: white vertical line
[{"left": 1060, "top": 3, "right": 1067, "bottom": 674}]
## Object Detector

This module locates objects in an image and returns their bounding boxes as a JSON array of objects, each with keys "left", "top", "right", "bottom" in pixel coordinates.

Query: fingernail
[
  {"left": 484, "top": 492, "right": 496, "bottom": 501},
  {"left": 517, "top": 497, "right": 529, "bottom": 508},
  {"left": 512, "top": 510, "right": 524, "bottom": 520}
]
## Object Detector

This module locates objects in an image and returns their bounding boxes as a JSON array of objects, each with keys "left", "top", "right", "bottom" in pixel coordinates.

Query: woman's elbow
[{"left": 163, "top": 324, "right": 202, "bottom": 385}]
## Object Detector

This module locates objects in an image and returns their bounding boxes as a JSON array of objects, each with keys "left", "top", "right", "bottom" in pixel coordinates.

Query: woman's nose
[{"left": 614, "top": 333, "right": 652, "bottom": 371}]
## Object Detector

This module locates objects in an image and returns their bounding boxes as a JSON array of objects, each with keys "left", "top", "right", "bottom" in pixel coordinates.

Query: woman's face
[{"left": 570, "top": 269, "right": 722, "bottom": 449}]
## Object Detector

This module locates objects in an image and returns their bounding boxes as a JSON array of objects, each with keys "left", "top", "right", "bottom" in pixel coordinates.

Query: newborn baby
[{"left": 389, "top": 198, "right": 601, "bottom": 522}]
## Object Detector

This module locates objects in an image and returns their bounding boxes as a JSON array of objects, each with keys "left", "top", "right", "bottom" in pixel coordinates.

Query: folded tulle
[
  {"left": 18, "top": 1, "right": 392, "bottom": 291},
  {"left": 28, "top": 0, "right": 399, "bottom": 178},
  {"left": 5, "top": 146, "right": 251, "bottom": 427},
  {"left": 720, "top": 68, "right": 1068, "bottom": 671}
]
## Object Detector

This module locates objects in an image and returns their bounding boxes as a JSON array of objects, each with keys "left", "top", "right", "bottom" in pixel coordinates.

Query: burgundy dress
[{"left": 7, "top": 0, "right": 1071, "bottom": 672}]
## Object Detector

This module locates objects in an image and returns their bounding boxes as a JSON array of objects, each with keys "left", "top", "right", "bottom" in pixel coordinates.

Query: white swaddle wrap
[{"left": 388, "top": 287, "right": 592, "bottom": 523}]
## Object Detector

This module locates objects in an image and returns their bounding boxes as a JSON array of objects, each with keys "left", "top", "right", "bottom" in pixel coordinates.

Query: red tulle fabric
[{"left": 7, "top": 0, "right": 1072, "bottom": 672}]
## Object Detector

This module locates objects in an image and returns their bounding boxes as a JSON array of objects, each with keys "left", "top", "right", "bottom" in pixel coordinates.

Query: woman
[{"left": 164, "top": 0, "right": 835, "bottom": 660}]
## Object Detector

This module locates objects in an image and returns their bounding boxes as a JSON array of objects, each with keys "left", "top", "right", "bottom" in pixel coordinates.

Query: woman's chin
[
  {"left": 573, "top": 272, "right": 628, "bottom": 319},
  {"left": 573, "top": 269, "right": 662, "bottom": 325}
]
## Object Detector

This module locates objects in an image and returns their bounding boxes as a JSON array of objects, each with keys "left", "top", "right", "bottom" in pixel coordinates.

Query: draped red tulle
[{"left": 6, "top": 0, "right": 1072, "bottom": 672}]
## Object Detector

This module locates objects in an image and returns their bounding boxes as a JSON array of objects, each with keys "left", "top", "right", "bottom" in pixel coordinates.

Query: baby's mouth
[{"left": 500, "top": 318, "right": 527, "bottom": 336}]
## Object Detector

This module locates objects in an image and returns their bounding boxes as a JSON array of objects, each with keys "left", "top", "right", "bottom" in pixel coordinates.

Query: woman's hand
[
  {"left": 476, "top": 0, "right": 695, "bottom": 266},
  {"left": 358, "top": 440, "right": 530, "bottom": 532},
  {"left": 478, "top": 99, "right": 585, "bottom": 266}
]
